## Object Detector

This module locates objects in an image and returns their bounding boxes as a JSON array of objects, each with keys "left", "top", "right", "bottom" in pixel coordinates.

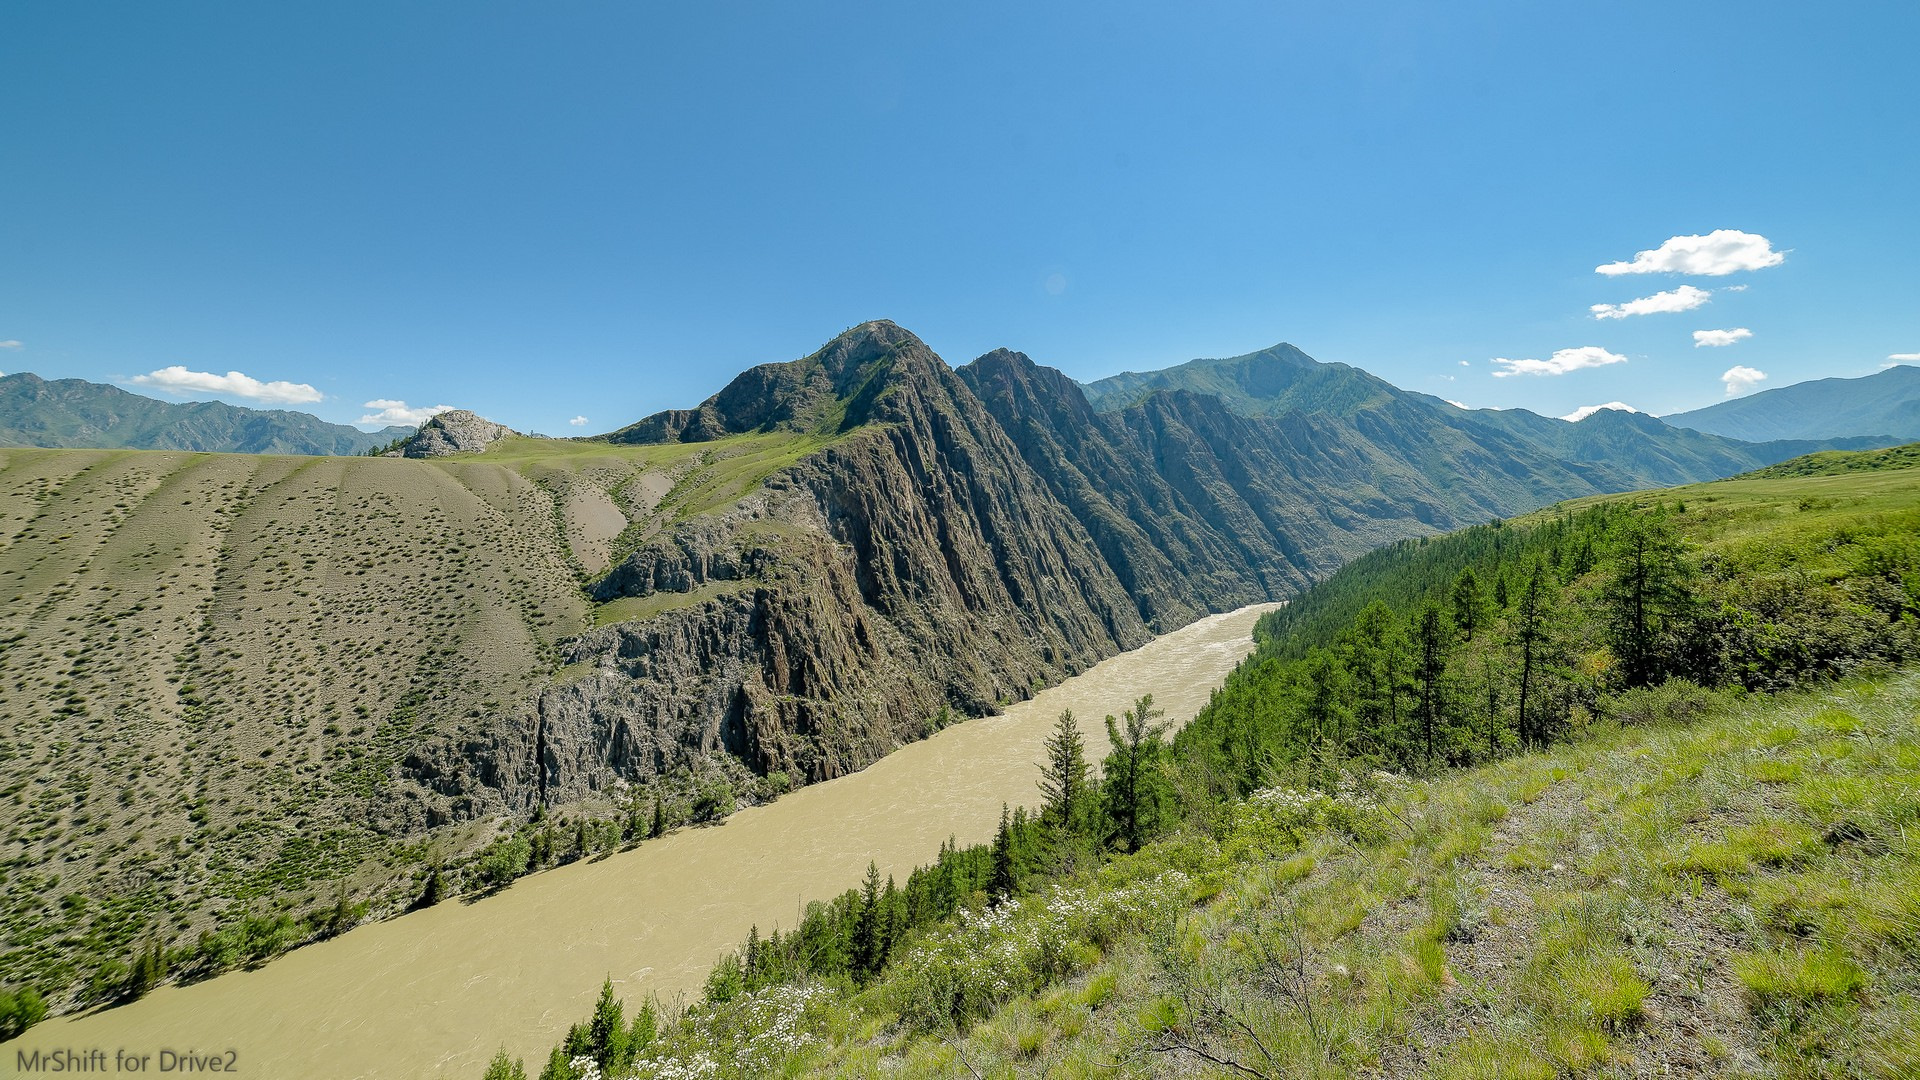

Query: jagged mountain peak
[{"left": 606, "top": 319, "right": 949, "bottom": 445}]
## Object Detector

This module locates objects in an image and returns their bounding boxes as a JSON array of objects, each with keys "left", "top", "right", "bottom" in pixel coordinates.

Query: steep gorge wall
[{"left": 410, "top": 323, "right": 1150, "bottom": 811}]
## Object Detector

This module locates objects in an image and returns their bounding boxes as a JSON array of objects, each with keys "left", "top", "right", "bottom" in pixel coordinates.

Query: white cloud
[
  {"left": 1693, "top": 328, "right": 1753, "bottom": 348},
  {"left": 1596, "top": 230, "right": 1785, "bottom": 276},
  {"left": 0, "top": 340, "right": 21, "bottom": 350},
  {"left": 1490, "top": 346, "right": 1628, "bottom": 378},
  {"left": 1722, "top": 365, "right": 1768, "bottom": 396},
  {"left": 1888, "top": 352, "right": 1920, "bottom": 362},
  {"left": 1590, "top": 284, "right": 1714, "bottom": 320},
  {"left": 1560, "top": 401, "right": 1642, "bottom": 422},
  {"left": 1444, "top": 399, "right": 1470, "bottom": 409},
  {"left": 1458, "top": 360, "right": 1470, "bottom": 367},
  {"left": 568, "top": 415, "right": 589, "bottom": 427},
  {"left": 358, "top": 399, "right": 456, "bottom": 426},
  {"left": 128, "top": 366, "right": 323, "bottom": 404}
]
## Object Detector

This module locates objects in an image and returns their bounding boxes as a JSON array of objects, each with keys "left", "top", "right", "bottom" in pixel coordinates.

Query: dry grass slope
[{"left": 0, "top": 431, "right": 839, "bottom": 1004}]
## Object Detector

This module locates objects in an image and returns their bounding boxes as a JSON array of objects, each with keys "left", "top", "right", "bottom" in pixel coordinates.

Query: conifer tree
[
  {"left": 989, "top": 806, "right": 1016, "bottom": 901},
  {"left": 852, "top": 861, "right": 884, "bottom": 977},
  {"left": 1101, "top": 695, "right": 1169, "bottom": 853},
  {"left": 650, "top": 796, "right": 665, "bottom": 839},
  {"left": 482, "top": 1050, "right": 528, "bottom": 1080},
  {"left": 1511, "top": 561, "right": 1556, "bottom": 748},
  {"left": 880, "top": 875, "right": 900, "bottom": 962},
  {"left": 1413, "top": 601, "right": 1450, "bottom": 765},
  {"left": 1451, "top": 567, "right": 1486, "bottom": 641},
  {"left": 586, "top": 976, "right": 628, "bottom": 1072},
  {"left": 628, "top": 999, "right": 658, "bottom": 1057},
  {"left": 1603, "top": 511, "right": 1693, "bottom": 688},
  {"left": 1038, "top": 709, "right": 1089, "bottom": 832}
]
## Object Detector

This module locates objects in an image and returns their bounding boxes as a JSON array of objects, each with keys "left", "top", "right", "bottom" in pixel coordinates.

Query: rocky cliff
[
  {"left": 407, "top": 322, "right": 1148, "bottom": 810},
  {"left": 409, "top": 326, "right": 1889, "bottom": 816}
]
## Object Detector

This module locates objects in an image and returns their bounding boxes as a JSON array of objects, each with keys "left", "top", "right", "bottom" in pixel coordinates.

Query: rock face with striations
[
  {"left": 398, "top": 324, "right": 1895, "bottom": 819},
  {"left": 407, "top": 322, "right": 1149, "bottom": 809},
  {"left": 393, "top": 409, "right": 515, "bottom": 457}
]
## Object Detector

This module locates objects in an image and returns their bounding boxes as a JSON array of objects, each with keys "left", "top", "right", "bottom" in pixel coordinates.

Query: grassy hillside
[
  {"left": 502, "top": 464, "right": 1920, "bottom": 1079},
  {"left": 1738, "top": 441, "right": 1920, "bottom": 480},
  {"left": 0, "top": 430, "right": 841, "bottom": 1008},
  {"left": 532, "top": 674, "right": 1917, "bottom": 1079}
]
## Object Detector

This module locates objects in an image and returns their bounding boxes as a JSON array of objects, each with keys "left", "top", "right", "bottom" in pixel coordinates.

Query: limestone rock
[{"left": 392, "top": 409, "right": 515, "bottom": 457}]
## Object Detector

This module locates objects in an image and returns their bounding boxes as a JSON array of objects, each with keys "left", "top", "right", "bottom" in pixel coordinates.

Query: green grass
[
  {"left": 1738, "top": 441, "right": 1920, "bottom": 480},
  {"left": 574, "top": 669, "right": 1920, "bottom": 1078},
  {"left": 593, "top": 582, "right": 752, "bottom": 627}
]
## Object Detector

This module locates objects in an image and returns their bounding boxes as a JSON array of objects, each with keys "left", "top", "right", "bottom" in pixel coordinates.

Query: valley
[
  {"left": 4, "top": 321, "right": 1912, "bottom": 1078},
  {"left": 8, "top": 603, "right": 1275, "bottom": 1080}
]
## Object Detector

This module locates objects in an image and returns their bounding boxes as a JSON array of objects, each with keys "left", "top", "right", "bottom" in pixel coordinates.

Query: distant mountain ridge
[
  {"left": 1663, "top": 364, "right": 1920, "bottom": 442},
  {"left": 0, "top": 372, "right": 413, "bottom": 455},
  {"left": 1078, "top": 344, "right": 1885, "bottom": 494}
]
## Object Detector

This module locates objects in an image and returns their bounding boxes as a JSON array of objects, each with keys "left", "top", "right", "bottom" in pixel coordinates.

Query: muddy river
[{"left": 16, "top": 604, "right": 1277, "bottom": 1079}]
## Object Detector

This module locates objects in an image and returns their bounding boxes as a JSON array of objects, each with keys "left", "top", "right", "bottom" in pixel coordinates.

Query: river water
[{"left": 16, "top": 604, "right": 1276, "bottom": 1080}]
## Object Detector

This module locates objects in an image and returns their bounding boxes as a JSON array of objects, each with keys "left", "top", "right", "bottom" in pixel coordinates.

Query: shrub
[
  {"left": 0, "top": 986, "right": 48, "bottom": 1041},
  {"left": 479, "top": 834, "right": 533, "bottom": 887}
]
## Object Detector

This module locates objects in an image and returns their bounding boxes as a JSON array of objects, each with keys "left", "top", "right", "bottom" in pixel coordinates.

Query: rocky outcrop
[
  {"left": 402, "top": 323, "right": 1889, "bottom": 820},
  {"left": 411, "top": 323, "right": 1149, "bottom": 809},
  {"left": 393, "top": 409, "right": 515, "bottom": 457}
]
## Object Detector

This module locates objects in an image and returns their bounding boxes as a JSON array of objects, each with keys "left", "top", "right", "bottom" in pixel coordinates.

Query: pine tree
[
  {"left": 879, "top": 875, "right": 900, "bottom": 963},
  {"left": 1038, "top": 710, "right": 1089, "bottom": 833},
  {"left": 1101, "top": 695, "right": 1169, "bottom": 853},
  {"left": 482, "top": 1050, "right": 528, "bottom": 1080},
  {"left": 1339, "top": 601, "right": 1409, "bottom": 766},
  {"left": 852, "top": 861, "right": 884, "bottom": 977},
  {"left": 1413, "top": 601, "right": 1450, "bottom": 766},
  {"left": 586, "top": 976, "right": 628, "bottom": 1071},
  {"left": 1511, "top": 561, "right": 1556, "bottom": 748},
  {"left": 650, "top": 796, "right": 665, "bottom": 839},
  {"left": 989, "top": 806, "right": 1016, "bottom": 901},
  {"left": 624, "top": 791, "right": 647, "bottom": 842},
  {"left": 1603, "top": 511, "right": 1693, "bottom": 688},
  {"left": 1451, "top": 567, "right": 1486, "bottom": 641},
  {"left": 628, "top": 999, "right": 658, "bottom": 1057}
]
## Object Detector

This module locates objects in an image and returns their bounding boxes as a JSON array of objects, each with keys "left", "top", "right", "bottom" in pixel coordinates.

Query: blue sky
[{"left": 3, "top": 2, "right": 1915, "bottom": 433}]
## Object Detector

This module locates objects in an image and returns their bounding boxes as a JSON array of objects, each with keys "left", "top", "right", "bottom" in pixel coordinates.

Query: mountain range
[
  {"left": 1662, "top": 363, "right": 1920, "bottom": 442},
  {"left": 0, "top": 372, "right": 413, "bottom": 455},
  {"left": 0, "top": 321, "right": 1901, "bottom": 1005}
]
